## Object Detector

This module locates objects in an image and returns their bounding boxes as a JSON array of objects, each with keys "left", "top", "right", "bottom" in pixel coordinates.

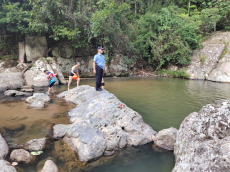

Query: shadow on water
[{"left": 1, "top": 77, "right": 230, "bottom": 172}]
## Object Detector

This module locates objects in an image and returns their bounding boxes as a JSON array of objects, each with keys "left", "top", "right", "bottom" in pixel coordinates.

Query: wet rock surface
[
  {"left": 56, "top": 85, "right": 156, "bottom": 162},
  {"left": 40, "top": 160, "right": 59, "bottom": 172},
  {"left": 0, "top": 133, "right": 9, "bottom": 159},
  {"left": 153, "top": 127, "right": 177, "bottom": 151},
  {"left": 30, "top": 100, "right": 45, "bottom": 108},
  {"left": 26, "top": 93, "right": 50, "bottom": 108},
  {"left": 23, "top": 138, "right": 47, "bottom": 151},
  {"left": 4, "top": 90, "right": 32, "bottom": 97},
  {"left": 0, "top": 73, "right": 25, "bottom": 91},
  {"left": 10, "top": 149, "right": 36, "bottom": 164},
  {"left": 173, "top": 100, "right": 230, "bottom": 172},
  {"left": 0, "top": 160, "right": 17, "bottom": 172}
]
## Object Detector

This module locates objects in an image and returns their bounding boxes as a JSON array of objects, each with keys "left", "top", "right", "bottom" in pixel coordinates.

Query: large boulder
[
  {"left": 0, "top": 133, "right": 9, "bottom": 159},
  {"left": 55, "top": 85, "right": 156, "bottom": 162},
  {"left": 25, "top": 36, "right": 48, "bottom": 62},
  {"left": 53, "top": 123, "right": 107, "bottom": 162},
  {"left": 185, "top": 32, "right": 230, "bottom": 80},
  {"left": 0, "top": 160, "right": 17, "bottom": 172},
  {"left": 10, "top": 149, "right": 36, "bottom": 164},
  {"left": 40, "top": 160, "right": 59, "bottom": 172},
  {"left": 173, "top": 100, "right": 230, "bottom": 172},
  {"left": 153, "top": 127, "right": 177, "bottom": 151},
  {"left": 0, "top": 72, "right": 24, "bottom": 91},
  {"left": 24, "top": 57, "right": 66, "bottom": 86},
  {"left": 23, "top": 138, "right": 47, "bottom": 151}
]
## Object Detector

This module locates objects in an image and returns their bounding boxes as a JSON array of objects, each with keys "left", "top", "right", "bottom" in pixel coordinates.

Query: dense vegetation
[{"left": 0, "top": 0, "right": 230, "bottom": 70}]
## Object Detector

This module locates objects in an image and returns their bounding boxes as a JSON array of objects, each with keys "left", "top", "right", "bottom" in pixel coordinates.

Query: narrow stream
[{"left": 1, "top": 77, "right": 230, "bottom": 172}]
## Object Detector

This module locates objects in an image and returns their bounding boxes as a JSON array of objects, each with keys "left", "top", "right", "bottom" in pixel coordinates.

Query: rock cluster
[
  {"left": 55, "top": 85, "right": 156, "bottom": 162},
  {"left": 173, "top": 100, "right": 230, "bottom": 172},
  {"left": 26, "top": 93, "right": 50, "bottom": 108}
]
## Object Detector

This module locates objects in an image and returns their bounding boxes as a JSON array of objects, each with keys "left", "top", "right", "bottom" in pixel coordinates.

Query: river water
[{"left": 0, "top": 77, "right": 230, "bottom": 172}]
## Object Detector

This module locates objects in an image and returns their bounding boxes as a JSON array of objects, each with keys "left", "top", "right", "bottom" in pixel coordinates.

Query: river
[{"left": 0, "top": 77, "right": 230, "bottom": 172}]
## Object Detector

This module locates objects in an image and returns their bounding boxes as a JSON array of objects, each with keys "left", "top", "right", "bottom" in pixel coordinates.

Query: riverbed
[{"left": 1, "top": 77, "right": 230, "bottom": 172}]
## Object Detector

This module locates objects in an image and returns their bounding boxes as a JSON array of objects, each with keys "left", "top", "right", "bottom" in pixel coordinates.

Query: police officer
[{"left": 93, "top": 46, "right": 107, "bottom": 91}]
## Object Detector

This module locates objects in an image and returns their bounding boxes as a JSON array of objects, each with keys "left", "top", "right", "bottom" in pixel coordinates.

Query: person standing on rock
[
  {"left": 93, "top": 46, "right": 107, "bottom": 91},
  {"left": 68, "top": 62, "right": 81, "bottom": 90}
]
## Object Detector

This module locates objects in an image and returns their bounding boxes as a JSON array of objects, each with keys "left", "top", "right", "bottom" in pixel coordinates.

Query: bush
[
  {"left": 156, "top": 69, "right": 190, "bottom": 79},
  {"left": 134, "top": 6, "right": 201, "bottom": 70}
]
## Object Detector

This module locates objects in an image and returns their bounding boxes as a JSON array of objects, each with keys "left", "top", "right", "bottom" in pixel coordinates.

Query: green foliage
[
  {"left": 134, "top": 6, "right": 201, "bottom": 69},
  {"left": 155, "top": 69, "right": 190, "bottom": 79},
  {"left": 0, "top": 0, "right": 230, "bottom": 71},
  {"left": 220, "top": 40, "right": 229, "bottom": 60},
  {"left": 198, "top": 54, "right": 207, "bottom": 66}
]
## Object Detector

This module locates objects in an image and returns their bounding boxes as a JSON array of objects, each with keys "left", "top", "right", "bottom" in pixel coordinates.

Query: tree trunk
[{"left": 188, "top": 0, "right": 191, "bottom": 17}]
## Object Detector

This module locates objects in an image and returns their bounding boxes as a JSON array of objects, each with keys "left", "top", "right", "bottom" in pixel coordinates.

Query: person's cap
[
  {"left": 44, "top": 69, "right": 48, "bottom": 73},
  {"left": 97, "top": 46, "right": 104, "bottom": 50},
  {"left": 76, "top": 62, "right": 80, "bottom": 65}
]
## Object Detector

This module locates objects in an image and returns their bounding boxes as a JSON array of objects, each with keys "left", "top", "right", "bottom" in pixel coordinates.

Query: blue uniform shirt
[{"left": 94, "top": 53, "right": 105, "bottom": 69}]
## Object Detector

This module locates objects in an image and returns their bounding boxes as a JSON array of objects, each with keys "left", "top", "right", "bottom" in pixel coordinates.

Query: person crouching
[{"left": 44, "top": 69, "right": 57, "bottom": 95}]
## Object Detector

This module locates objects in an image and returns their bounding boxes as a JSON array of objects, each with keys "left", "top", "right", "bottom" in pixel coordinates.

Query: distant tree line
[{"left": 0, "top": 0, "right": 230, "bottom": 69}]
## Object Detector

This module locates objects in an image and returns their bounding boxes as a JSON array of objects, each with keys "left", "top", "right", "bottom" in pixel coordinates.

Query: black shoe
[{"left": 96, "top": 88, "right": 102, "bottom": 91}]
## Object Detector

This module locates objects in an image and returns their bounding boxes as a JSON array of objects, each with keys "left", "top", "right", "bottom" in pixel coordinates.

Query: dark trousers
[{"left": 96, "top": 66, "right": 103, "bottom": 90}]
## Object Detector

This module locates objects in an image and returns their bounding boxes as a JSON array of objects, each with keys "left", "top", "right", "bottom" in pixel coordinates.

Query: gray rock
[
  {"left": 26, "top": 93, "right": 50, "bottom": 104},
  {"left": 0, "top": 133, "right": 9, "bottom": 159},
  {"left": 24, "top": 138, "right": 47, "bottom": 151},
  {"left": 0, "top": 160, "right": 17, "bottom": 172},
  {"left": 40, "top": 160, "right": 59, "bottom": 172},
  {"left": 154, "top": 127, "right": 177, "bottom": 151},
  {"left": 0, "top": 73, "right": 25, "bottom": 91},
  {"left": 56, "top": 85, "right": 156, "bottom": 162},
  {"left": 10, "top": 149, "right": 36, "bottom": 164},
  {"left": 173, "top": 100, "right": 230, "bottom": 172},
  {"left": 25, "top": 36, "right": 48, "bottom": 62},
  {"left": 54, "top": 122, "right": 107, "bottom": 162},
  {"left": 185, "top": 32, "right": 230, "bottom": 80},
  {"left": 4, "top": 90, "right": 32, "bottom": 96},
  {"left": 30, "top": 100, "right": 45, "bottom": 108}
]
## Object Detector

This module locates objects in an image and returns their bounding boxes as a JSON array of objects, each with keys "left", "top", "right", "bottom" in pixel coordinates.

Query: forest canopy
[{"left": 0, "top": 0, "right": 230, "bottom": 69}]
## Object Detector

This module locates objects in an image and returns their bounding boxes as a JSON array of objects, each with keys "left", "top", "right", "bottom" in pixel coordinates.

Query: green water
[{"left": 1, "top": 77, "right": 230, "bottom": 172}]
